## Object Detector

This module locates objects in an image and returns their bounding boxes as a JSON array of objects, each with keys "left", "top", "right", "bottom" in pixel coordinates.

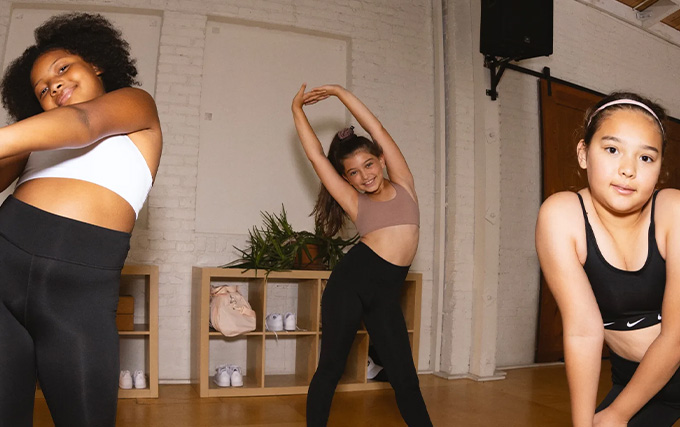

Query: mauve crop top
[
  {"left": 354, "top": 182, "right": 419, "bottom": 236},
  {"left": 577, "top": 191, "right": 665, "bottom": 331}
]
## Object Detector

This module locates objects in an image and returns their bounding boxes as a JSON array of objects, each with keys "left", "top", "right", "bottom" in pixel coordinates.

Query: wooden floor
[{"left": 32, "top": 361, "right": 680, "bottom": 426}]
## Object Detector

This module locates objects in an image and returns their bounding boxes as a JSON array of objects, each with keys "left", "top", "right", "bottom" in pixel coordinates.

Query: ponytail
[{"left": 312, "top": 185, "right": 347, "bottom": 237}]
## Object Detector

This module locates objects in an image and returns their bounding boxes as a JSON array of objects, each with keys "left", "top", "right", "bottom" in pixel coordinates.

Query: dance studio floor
[{"left": 33, "top": 360, "right": 680, "bottom": 426}]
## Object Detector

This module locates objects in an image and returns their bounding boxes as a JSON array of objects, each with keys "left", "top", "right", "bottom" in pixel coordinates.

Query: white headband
[{"left": 589, "top": 99, "right": 664, "bottom": 135}]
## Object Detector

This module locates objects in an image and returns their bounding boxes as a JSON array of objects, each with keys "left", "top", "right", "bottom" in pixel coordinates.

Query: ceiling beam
[
  {"left": 636, "top": 0, "right": 661, "bottom": 12},
  {"left": 576, "top": 0, "right": 680, "bottom": 47},
  {"left": 636, "top": 0, "right": 680, "bottom": 27}
]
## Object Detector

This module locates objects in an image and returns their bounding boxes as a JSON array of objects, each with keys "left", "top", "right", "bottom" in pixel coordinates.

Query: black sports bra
[{"left": 577, "top": 191, "right": 666, "bottom": 331}]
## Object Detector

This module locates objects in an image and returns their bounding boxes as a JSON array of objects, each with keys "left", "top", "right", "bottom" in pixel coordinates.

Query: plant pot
[{"left": 293, "top": 244, "right": 326, "bottom": 270}]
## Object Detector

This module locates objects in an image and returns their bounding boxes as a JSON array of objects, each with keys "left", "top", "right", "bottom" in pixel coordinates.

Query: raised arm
[
  {"left": 0, "top": 87, "right": 160, "bottom": 160},
  {"left": 304, "top": 84, "right": 415, "bottom": 197},
  {"left": 536, "top": 192, "right": 604, "bottom": 427},
  {"left": 595, "top": 189, "right": 680, "bottom": 425},
  {"left": 291, "top": 84, "right": 358, "bottom": 219}
]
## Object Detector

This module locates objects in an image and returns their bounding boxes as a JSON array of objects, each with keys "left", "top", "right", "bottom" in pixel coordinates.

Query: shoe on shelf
[
  {"left": 367, "top": 356, "right": 384, "bottom": 380},
  {"left": 214, "top": 364, "right": 230, "bottom": 387},
  {"left": 119, "top": 370, "right": 133, "bottom": 389},
  {"left": 266, "top": 313, "right": 283, "bottom": 332},
  {"left": 284, "top": 312, "right": 297, "bottom": 331},
  {"left": 133, "top": 370, "right": 147, "bottom": 389},
  {"left": 228, "top": 365, "right": 243, "bottom": 387}
]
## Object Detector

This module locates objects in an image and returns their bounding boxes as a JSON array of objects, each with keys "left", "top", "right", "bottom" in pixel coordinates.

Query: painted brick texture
[{"left": 0, "top": 0, "right": 436, "bottom": 381}]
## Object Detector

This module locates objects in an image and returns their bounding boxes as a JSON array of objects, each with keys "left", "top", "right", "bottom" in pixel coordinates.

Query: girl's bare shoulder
[
  {"left": 653, "top": 188, "right": 680, "bottom": 229},
  {"left": 539, "top": 191, "right": 584, "bottom": 222},
  {"left": 537, "top": 191, "right": 586, "bottom": 244}
]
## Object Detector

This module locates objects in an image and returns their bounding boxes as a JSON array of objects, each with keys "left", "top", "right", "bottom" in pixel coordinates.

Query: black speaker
[{"left": 480, "top": 0, "right": 553, "bottom": 60}]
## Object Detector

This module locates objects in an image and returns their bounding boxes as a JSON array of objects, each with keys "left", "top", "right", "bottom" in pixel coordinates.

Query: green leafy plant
[{"left": 222, "top": 205, "right": 358, "bottom": 274}]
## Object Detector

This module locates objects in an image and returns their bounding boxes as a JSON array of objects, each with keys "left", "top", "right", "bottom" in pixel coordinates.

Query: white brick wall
[
  {"left": 8, "top": 0, "right": 674, "bottom": 384},
  {"left": 438, "top": 0, "right": 680, "bottom": 373},
  {"left": 0, "top": 0, "right": 436, "bottom": 381},
  {"left": 496, "top": 71, "right": 542, "bottom": 367},
  {"left": 440, "top": 0, "right": 476, "bottom": 375},
  {"left": 495, "top": 0, "right": 680, "bottom": 367}
]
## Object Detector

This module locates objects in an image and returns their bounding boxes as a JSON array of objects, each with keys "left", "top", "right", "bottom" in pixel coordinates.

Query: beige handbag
[{"left": 210, "top": 285, "right": 257, "bottom": 337}]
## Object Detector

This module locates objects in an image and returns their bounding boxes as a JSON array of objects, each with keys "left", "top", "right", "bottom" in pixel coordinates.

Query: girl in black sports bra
[{"left": 536, "top": 92, "right": 680, "bottom": 426}]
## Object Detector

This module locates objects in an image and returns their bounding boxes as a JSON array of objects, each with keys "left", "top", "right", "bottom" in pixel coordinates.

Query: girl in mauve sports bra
[
  {"left": 292, "top": 83, "right": 431, "bottom": 427},
  {"left": 0, "top": 12, "right": 161, "bottom": 427},
  {"left": 536, "top": 92, "right": 680, "bottom": 426}
]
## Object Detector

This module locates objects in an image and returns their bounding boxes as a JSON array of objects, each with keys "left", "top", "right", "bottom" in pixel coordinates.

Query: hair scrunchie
[{"left": 337, "top": 126, "right": 355, "bottom": 141}]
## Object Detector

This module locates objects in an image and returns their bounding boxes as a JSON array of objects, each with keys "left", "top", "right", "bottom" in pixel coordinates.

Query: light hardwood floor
[{"left": 32, "top": 361, "right": 680, "bottom": 426}]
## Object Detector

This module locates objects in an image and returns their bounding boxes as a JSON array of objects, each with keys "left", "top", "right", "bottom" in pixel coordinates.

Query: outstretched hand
[
  {"left": 292, "top": 83, "right": 308, "bottom": 111},
  {"left": 292, "top": 84, "right": 346, "bottom": 110},
  {"left": 303, "top": 84, "right": 343, "bottom": 105}
]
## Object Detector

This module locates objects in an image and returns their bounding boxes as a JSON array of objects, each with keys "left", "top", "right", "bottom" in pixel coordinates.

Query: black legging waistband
[
  {"left": 0, "top": 195, "right": 130, "bottom": 269},
  {"left": 351, "top": 241, "right": 410, "bottom": 273}
]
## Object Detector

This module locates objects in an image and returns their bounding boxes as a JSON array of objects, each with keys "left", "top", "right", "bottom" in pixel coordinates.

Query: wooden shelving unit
[
  {"left": 191, "top": 267, "right": 421, "bottom": 397},
  {"left": 34, "top": 264, "right": 159, "bottom": 400},
  {"left": 117, "top": 264, "right": 159, "bottom": 398}
]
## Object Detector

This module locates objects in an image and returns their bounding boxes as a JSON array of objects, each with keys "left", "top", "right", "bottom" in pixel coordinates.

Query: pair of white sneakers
[
  {"left": 119, "top": 370, "right": 146, "bottom": 389},
  {"left": 265, "top": 312, "right": 297, "bottom": 332},
  {"left": 214, "top": 364, "right": 243, "bottom": 387}
]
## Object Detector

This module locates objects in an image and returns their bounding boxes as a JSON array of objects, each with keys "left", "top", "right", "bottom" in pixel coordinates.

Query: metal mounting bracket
[{"left": 483, "top": 55, "right": 512, "bottom": 101}]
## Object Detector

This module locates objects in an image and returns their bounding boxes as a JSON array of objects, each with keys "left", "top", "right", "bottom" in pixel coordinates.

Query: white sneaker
[
  {"left": 284, "top": 312, "right": 297, "bottom": 331},
  {"left": 119, "top": 370, "right": 133, "bottom": 389},
  {"left": 228, "top": 365, "right": 243, "bottom": 387},
  {"left": 367, "top": 356, "right": 383, "bottom": 380},
  {"left": 213, "top": 364, "right": 230, "bottom": 387},
  {"left": 266, "top": 313, "right": 283, "bottom": 332},
  {"left": 133, "top": 370, "right": 146, "bottom": 389}
]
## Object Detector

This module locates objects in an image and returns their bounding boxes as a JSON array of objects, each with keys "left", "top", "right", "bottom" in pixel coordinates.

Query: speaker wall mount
[
  {"left": 483, "top": 58, "right": 553, "bottom": 101},
  {"left": 484, "top": 55, "right": 511, "bottom": 101}
]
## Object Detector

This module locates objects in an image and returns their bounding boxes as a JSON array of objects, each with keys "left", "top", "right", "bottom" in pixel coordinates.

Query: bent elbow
[
  {"left": 68, "top": 105, "right": 99, "bottom": 146},
  {"left": 564, "top": 318, "right": 604, "bottom": 341}
]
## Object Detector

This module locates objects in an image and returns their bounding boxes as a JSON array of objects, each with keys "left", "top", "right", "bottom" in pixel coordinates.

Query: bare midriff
[
  {"left": 605, "top": 325, "right": 660, "bottom": 362},
  {"left": 360, "top": 224, "right": 419, "bottom": 266},
  {"left": 13, "top": 178, "right": 136, "bottom": 233}
]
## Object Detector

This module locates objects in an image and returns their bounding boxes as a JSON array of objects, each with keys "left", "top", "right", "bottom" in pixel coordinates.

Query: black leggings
[
  {"left": 596, "top": 351, "right": 680, "bottom": 426},
  {"left": 306, "top": 242, "right": 432, "bottom": 426},
  {"left": 0, "top": 196, "right": 130, "bottom": 427}
]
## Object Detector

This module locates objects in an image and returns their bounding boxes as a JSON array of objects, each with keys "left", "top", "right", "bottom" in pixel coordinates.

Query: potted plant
[{"left": 222, "top": 205, "right": 358, "bottom": 274}]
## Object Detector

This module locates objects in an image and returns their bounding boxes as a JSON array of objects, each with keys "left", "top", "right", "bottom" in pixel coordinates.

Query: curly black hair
[{"left": 1, "top": 12, "right": 139, "bottom": 122}]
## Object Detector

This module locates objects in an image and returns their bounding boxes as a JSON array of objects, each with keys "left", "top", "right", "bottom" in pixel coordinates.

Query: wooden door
[
  {"left": 535, "top": 80, "right": 680, "bottom": 362},
  {"left": 535, "top": 81, "right": 600, "bottom": 362}
]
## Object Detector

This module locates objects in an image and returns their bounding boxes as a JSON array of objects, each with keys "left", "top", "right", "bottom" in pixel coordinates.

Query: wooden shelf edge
[
  {"left": 118, "top": 388, "right": 158, "bottom": 399},
  {"left": 195, "top": 267, "right": 331, "bottom": 280},
  {"left": 118, "top": 323, "right": 151, "bottom": 335}
]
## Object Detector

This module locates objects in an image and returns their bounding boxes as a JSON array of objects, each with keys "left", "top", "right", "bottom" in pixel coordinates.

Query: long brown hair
[{"left": 312, "top": 127, "right": 383, "bottom": 237}]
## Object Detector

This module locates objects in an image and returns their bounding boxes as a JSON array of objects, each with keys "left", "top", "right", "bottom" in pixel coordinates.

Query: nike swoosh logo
[
  {"left": 603, "top": 322, "right": 615, "bottom": 326},
  {"left": 659, "top": 314, "right": 662, "bottom": 320},
  {"left": 627, "top": 318, "right": 645, "bottom": 328}
]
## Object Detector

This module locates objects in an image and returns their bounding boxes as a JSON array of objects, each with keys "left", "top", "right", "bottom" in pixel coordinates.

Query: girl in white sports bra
[{"left": 0, "top": 12, "right": 161, "bottom": 427}]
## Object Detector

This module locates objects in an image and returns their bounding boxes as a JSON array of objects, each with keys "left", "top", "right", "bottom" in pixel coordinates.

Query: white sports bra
[{"left": 16, "top": 134, "right": 153, "bottom": 217}]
